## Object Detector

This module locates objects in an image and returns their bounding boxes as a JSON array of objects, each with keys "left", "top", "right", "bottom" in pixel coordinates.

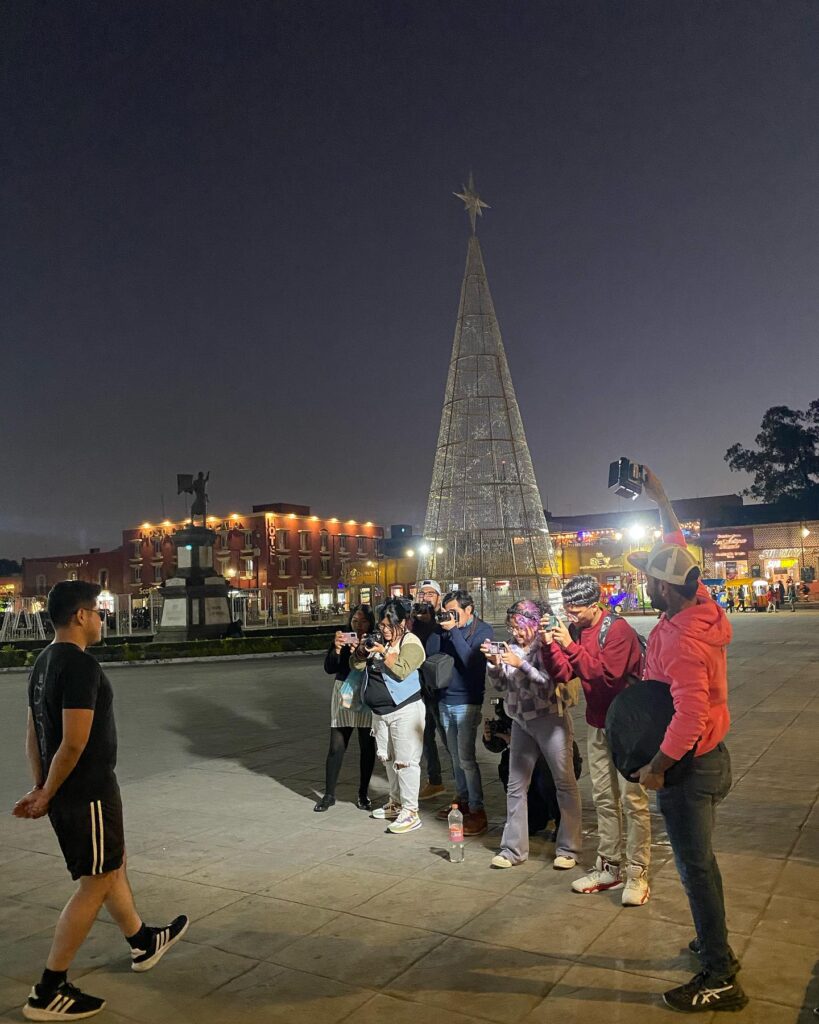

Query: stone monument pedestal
[{"left": 153, "top": 526, "right": 231, "bottom": 642}]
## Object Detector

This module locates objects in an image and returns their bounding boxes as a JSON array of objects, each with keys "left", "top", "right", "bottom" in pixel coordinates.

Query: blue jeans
[
  {"left": 439, "top": 702, "right": 484, "bottom": 812},
  {"left": 657, "top": 743, "right": 739, "bottom": 980}
]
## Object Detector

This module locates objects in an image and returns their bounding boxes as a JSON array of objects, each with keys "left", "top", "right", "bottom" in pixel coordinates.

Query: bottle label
[{"left": 449, "top": 826, "right": 464, "bottom": 843}]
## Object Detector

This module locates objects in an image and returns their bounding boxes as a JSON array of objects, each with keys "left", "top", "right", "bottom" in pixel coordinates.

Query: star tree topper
[{"left": 454, "top": 172, "right": 490, "bottom": 233}]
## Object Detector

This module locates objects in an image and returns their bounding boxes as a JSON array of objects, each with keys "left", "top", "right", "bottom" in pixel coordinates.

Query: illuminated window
[
  {"left": 320, "top": 557, "right": 331, "bottom": 577},
  {"left": 277, "top": 556, "right": 289, "bottom": 577},
  {"left": 276, "top": 529, "right": 290, "bottom": 551},
  {"left": 320, "top": 530, "right": 329, "bottom": 553},
  {"left": 300, "top": 557, "right": 312, "bottom": 577},
  {"left": 131, "top": 566, "right": 142, "bottom": 584},
  {"left": 298, "top": 531, "right": 312, "bottom": 552}
]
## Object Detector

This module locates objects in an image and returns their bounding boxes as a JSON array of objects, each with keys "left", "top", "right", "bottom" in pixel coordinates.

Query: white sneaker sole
[
  {"left": 622, "top": 888, "right": 651, "bottom": 906},
  {"left": 387, "top": 819, "right": 422, "bottom": 834},
  {"left": 131, "top": 918, "right": 190, "bottom": 972},
  {"left": 571, "top": 880, "right": 624, "bottom": 894},
  {"left": 23, "top": 1004, "right": 105, "bottom": 1022}
]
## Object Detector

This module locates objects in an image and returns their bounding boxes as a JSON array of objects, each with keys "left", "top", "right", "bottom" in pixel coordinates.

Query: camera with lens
[
  {"left": 608, "top": 457, "right": 646, "bottom": 501},
  {"left": 485, "top": 697, "right": 513, "bottom": 742},
  {"left": 412, "top": 601, "right": 434, "bottom": 618},
  {"left": 363, "top": 629, "right": 386, "bottom": 652},
  {"left": 436, "top": 609, "right": 458, "bottom": 624}
]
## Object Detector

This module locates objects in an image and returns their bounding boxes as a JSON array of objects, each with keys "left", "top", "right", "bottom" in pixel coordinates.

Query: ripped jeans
[{"left": 371, "top": 699, "right": 425, "bottom": 813}]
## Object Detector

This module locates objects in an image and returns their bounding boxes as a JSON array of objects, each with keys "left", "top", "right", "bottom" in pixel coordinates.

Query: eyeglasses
[{"left": 77, "top": 607, "right": 105, "bottom": 621}]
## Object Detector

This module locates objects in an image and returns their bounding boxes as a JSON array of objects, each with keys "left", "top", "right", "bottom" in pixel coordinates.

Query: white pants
[{"left": 371, "top": 700, "right": 425, "bottom": 813}]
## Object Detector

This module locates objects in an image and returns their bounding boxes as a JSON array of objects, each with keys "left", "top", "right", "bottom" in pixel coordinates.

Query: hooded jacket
[{"left": 645, "top": 530, "right": 733, "bottom": 761}]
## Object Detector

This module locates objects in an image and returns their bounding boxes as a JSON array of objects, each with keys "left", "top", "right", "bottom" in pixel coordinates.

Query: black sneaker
[
  {"left": 663, "top": 971, "right": 749, "bottom": 1013},
  {"left": 23, "top": 981, "right": 105, "bottom": 1020},
  {"left": 130, "top": 914, "right": 190, "bottom": 972}
]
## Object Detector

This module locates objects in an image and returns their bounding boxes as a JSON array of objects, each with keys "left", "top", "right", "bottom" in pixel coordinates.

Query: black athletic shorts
[{"left": 48, "top": 786, "right": 125, "bottom": 880}]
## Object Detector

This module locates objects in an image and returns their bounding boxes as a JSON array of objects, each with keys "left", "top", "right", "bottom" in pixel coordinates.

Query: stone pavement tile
[
  {"left": 113, "top": 872, "right": 246, "bottom": 925},
  {"left": 519, "top": 963, "right": 700, "bottom": 1024},
  {"left": 8, "top": 872, "right": 82, "bottom": 912},
  {"left": 414, "top": 848, "right": 550, "bottom": 897},
  {"left": 325, "top": 834, "right": 444, "bottom": 877},
  {"left": 263, "top": 863, "right": 401, "bottom": 912},
  {"left": 182, "top": 842, "right": 351, "bottom": 893},
  {"left": 126, "top": 839, "right": 242, "bottom": 881},
  {"left": 712, "top": 823, "right": 798, "bottom": 859},
  {"left": 350, "top": 993, "right": 489, "bottom": 1024},
  {"left": 0, "top": 900, "right": 62, "bottom": 948},
  {"left": 74, "top": 942, "right": 257, "bottom": 1024},
  {"left": 791, "top": 828, "right": 819, "bottom": 862},
  {"left": 740, "top": 936, "right": 818, "bottom": 1008},
  {"left": 188, "top": 893, "right": 338, "bottom": 959},
  {"left": 508, "top": 868, "right": 622, "bottom": 917},
  {"left": 752, "top": 895, "right": 819, "bottom": 949},
  {"left": 254, "top": 825, "right": 371, "bottom": 861},
  {"left": 191, "top": 963, "right": 373, "bottom": 1024},
  {"left": 457, "top": 895, "right": 610, "bottom": 960},
  {"left": 0, "top": 845, "right": 30, "bottom": 868},
  {"left": 581, "top": 914, "right": 713, "bottom": 984},
  {"left": 697, "top": 850, "right": 787, "bottom": 893},
  {"left": 641, "top": 868, "right": 769, "bottom": 936},
  {"left": 710, "top": 1000, "right": 804, "bottom": 1024},
  {"left": 269, "top": 914, "right": 445, "bottom": 987},
  {"left": 0, "top": 852, "right": 68, "bottom": 898},
  {"left": 774, "top": 858, "right": 819, "bottom": 899},
  {"left": 0, "top": 972, "right": 29, "bottom": 1015},
  {"left": 385, "top": 935, "right": 573, "bottom": 1023},
  {"left": 354, "top": 877, "right": 501, "bottom": 935},
  {"left": 0, "top": 823, "right": 63, "bottom": 857},
  {"left": 0, "top": 919, "right": 126, "bottom": 983}
]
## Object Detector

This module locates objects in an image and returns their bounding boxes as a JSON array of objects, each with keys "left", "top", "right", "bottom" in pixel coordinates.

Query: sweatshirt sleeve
[
  {"left": 538, "top": 641, "right": 577, "bottom": 683},
  {"left": 659, "top": 647, "right": 712, "bottom": 760},
  {"left": 324, "top": 643, "right": 341, "bottom": 676},
  {"left": 385, "top": 635, "right": 426, "bottom": 681},
  {"left": 563, "top": 621, "right": 638, "bottom": 693}
]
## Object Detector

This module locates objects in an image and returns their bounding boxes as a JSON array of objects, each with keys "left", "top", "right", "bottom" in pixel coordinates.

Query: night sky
[{"left": 3, "top": 1, "right": 818, "bottom": 559}]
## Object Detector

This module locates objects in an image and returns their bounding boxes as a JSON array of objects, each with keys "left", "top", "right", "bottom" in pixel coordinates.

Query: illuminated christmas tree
[{"left": 418, "top": 176, "right": 560, "bottom": 620}]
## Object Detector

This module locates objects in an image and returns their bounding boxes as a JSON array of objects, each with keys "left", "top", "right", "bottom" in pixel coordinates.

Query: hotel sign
[{"left": 702, "top": 528, "right": 753, "bottom": 561}]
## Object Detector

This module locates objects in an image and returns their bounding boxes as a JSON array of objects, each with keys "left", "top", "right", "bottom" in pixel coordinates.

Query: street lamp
[{"left": 800, "top": 524, "right": 810, "bottom": 580}]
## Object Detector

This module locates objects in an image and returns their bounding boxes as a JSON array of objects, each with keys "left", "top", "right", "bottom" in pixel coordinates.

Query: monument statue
[{"left": 177, "top": 471, "right": 210, "bottom": 525}]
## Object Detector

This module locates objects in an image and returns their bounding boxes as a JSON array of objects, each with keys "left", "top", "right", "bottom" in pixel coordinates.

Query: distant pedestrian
[
  {"left": 766, "top": 587, "right": 778, "bottom": 613},
  {"left": 726, "top": 590, "right": 735, "bottom": 614},
  {"left": 13, "top": 581, "right": 188, "bottom": 1022}
]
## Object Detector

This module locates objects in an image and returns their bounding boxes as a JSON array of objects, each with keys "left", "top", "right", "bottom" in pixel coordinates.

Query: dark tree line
[{"left": 725, "top": 401, "right": 819, "bottom": 507}]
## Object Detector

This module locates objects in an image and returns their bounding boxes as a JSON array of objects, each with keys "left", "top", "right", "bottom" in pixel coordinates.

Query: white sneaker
[
  {"left": 553, "top": 855, "right": 577, "bottom": 870},
  {"left": 621, "top": 864, "right": 650, "bottom": 906},
  {"left": 387, "top": 809, "right": 422, "bottom": 834},
  {"left": 490, "top": 854, "right": 515, "bottom": 869},
  {"left": 571, "top": 855, "right": 623, "bottom": 894},
  {"left": 371, "top": 801, "right": 401, "bottom": 820}
]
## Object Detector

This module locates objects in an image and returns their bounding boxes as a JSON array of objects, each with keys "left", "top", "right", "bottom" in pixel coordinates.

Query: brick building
[{"left": 23, "top": 502, "right": 385, "bottom": 613}]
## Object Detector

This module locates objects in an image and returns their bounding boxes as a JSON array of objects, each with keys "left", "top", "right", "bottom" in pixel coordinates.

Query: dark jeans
[
  {"left": 657, "top": 743, "right": 739, "bottom": 980},
  {"left": 421, "top": 690, "right": 447, "bottom": 785}
]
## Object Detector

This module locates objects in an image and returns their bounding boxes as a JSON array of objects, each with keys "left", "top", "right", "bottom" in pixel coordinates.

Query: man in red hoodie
[
  {"left": 628, "top": 468, "right": 747, "bottom": 1014},
  {"left": 540, "top": 576, "right": 651, "bottom": 906}
]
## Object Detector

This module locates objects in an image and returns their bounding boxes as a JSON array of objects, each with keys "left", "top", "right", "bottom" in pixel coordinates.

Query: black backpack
[{"left": 597, "top": 613, "right": 647, "bottom": 684}]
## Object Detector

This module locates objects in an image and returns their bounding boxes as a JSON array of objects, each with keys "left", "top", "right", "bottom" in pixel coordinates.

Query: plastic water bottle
[{"left": 448, "top": 803, "right": 465, "bottom": 863}]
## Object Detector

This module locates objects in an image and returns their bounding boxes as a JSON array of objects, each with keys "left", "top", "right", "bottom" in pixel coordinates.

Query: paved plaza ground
[{"left": 0, "top": 613, "right": 816, "bottom": 1023}]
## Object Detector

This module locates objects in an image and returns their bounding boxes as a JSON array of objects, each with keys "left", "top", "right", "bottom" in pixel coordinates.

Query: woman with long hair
[
  {"left": 314, "top": 604, "right": 377, "bottom": 812},
  {"left": 482, "top": 598, "right": 582, "bottom": 870},
  {"left": 350, "top": 598, "right": 426, "bottom": 834}
]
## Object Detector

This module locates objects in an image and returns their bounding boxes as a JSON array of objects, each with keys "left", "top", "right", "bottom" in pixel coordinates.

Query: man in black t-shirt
[{"left": 14, "top": 582, "right": 189, "bottom": 1022}]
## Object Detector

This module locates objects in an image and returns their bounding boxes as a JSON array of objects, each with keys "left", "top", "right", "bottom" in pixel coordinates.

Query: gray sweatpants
[{"left": 500, "top": 712, "right": 583, "bottom": 863}]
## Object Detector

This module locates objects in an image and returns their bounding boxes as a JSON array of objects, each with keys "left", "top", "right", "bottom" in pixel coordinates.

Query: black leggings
[{"left": 324, "top": 727, "right": 376, "bottom": 800}]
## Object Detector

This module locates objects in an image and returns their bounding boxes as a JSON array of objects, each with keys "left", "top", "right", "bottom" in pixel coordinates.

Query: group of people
[
  {"left": 315, "top": 466, "right": 748, "bottom": 1014},
  {"left": 13, "top": 467, "right": 746, "bottom": 1019}
]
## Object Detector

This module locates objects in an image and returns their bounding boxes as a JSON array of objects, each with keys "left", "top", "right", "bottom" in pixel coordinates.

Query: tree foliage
[
  {"left": 0, "top": 559, "right": 21, "bottom": 576},
  {"left": 725, "top": 401, "right": 819, "bottom": 504}
]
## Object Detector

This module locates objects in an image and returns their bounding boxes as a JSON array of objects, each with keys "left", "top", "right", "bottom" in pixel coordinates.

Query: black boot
[
  {"left": 356, "top": 795, "right": 372, "bottom": 811},
  {"left": 313, "top": 795, "right": 336, "bottom": 812}
]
